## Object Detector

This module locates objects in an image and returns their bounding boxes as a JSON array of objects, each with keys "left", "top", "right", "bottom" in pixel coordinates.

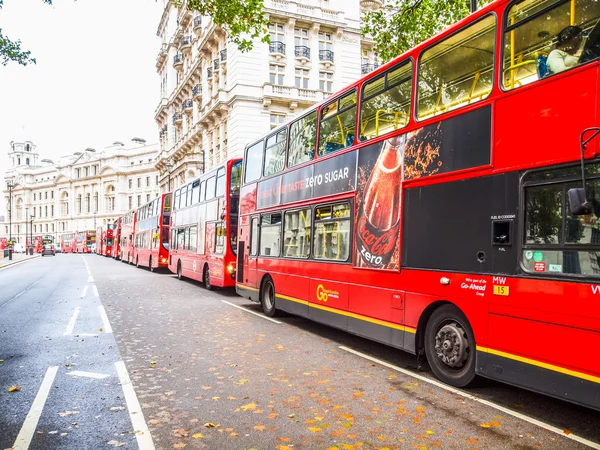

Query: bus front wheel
[
  {"left": 135, "top": 256, "right": 139, "bottom": 268},
  {"left": 149, "top": 257, "right": 154, "bottom": 272},
  {"left": 203, "top": 265, "right": 212, "bottom": 290},
  {"left": 424, "top": 304, "right": 476, "bottom": 388},
  {"left": 260, "top": 277, "right": 279, "bottom": 317},
  {"left": 177, "top": 261, "right": 183, "bottom": 280}
]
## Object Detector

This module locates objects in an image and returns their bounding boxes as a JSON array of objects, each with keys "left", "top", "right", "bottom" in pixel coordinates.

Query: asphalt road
[{"left": 1, "top": 254, "right": 599, "bottom": 449}]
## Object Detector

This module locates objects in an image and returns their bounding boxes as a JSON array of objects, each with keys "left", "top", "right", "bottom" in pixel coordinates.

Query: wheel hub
[{"left": 434, "top": 322, "right": 469, "bottom": 368}]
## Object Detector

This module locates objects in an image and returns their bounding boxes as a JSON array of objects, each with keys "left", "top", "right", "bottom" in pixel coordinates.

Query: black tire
[
  {"left": 203, "top": 265, "right": 212, "bottom": 290},
  {"left": 177, "top": 261, "right": 183, "bottom": 280},
  {"left": 260, "top": 277, "right": 279, "bottom": 317},
  {"left": 424, "top": 304, "right": 476, "bottom": 387},
  {"left": 135, "top": 256, "right": 139, "bottom": 268},
  {"left": 149, "top": 257, "right": 154, "bottom": 272}
]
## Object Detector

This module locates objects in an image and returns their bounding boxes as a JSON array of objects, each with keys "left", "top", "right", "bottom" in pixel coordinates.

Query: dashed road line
[
  {"left": 64, "top": 307, "right": 81, "bottom": 335},
  {"left": 67, "top": 370, "right": 109, "bottom": 379},
  {"left": 221, "top": 300, "right": 282, "bottom": 324},
  {"left": 92, "top": 285, "right": 99, "bottom": 297},
  {"left": 98, "top": 305, "right": 113, "bottom": 333},
  {"left": 80, "top": 285, "right": 88, "bottom": 298},
  {"left": 339, "top": 346, "right": 600, "bottom": 450},
  {"left": 115, "top": 361, "right": 155, "bottom": 450},
  {"left": 12, "top": 366, "right": 59, "bottom": 450},
  {"left": 87, "top": 275, "right": 94, "bottom": 283}
]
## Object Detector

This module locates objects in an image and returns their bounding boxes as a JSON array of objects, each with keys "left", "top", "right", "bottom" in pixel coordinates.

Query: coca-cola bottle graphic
[{"left": 355, "top": 135, "right": 404, "bottom": 268}]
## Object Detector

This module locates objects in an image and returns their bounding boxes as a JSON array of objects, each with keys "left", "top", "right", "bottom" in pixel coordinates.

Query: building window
[
  {"left": 294, "top": 27, "right": 309, "bottom": 48},
  {"left": 269, "top": 23, "right": 285, "bottom": 45},
  {"left": 51, "top": 223, "right": 55, "bottom": 232},
  {"left": 129, "top": 179, "right": 133, "bottom": 189},
  {"left": 38, "top": 206, "right": 42, "bottom": 217},
  {"left": 45, "top": 224, "right": 48, "bottom": 232},
  {"left": 270, "top": 113, "right": 286, "bottom": 129},
  {"left": 77, "top": 194, "right": 82, "bottom": 214},
  {"left": 319, "top": 31, "right": 333, "bottom": 52},
  {"left": 45, "top": 191, "right": 48, "bottom": 200},
  {"left": 295, "top": 67, "right": 310, "bottom": 89},
  {"left": 137, "top": 195, "right": 141, "bottom": 207},
  {"left": 319, "top": 71, "right": 333, "bottom": 92},
  {"left": 94, "top": 192, "right": 98, "bottom": 212},
  {"left": 146, "top": 193, "right": 151, "bottom": 202},
  {"left": 45, "top": 206, "right": 48, "bottom": 217},
  {"left": 51, "top": 205, "right": 54, "bottom": 217},
  {"left": 128, "top": 196, "right": 133, "bottom": 209},
  {"left": 93, "top": 165, "right": 98, "bottom": 175},
  {"left": 85, "top": 193, "right": 90, "bottom": 213},
  {"left": 269, "top": 64, "right": 285, "bottom": 86},
  {"left": 51, "top": 191, "right": 54, "bottom": 199},
  {"left": 155, "top": 175, "right": 159, "bottom": 185},
  {"left": 84, "top": 167, "right": 89, "bottom": 177},
  {"left": 33, "top": 193, "right": 36, "bottom": 201},
  {"left": 146, "top": 176, "right": 150, "bottom": 187},
  {"left": 137, "top": 178, "right": 141, "bottom": 188},
  {"left": 75, "top": 168, "right": 80, "bottom": 178}
]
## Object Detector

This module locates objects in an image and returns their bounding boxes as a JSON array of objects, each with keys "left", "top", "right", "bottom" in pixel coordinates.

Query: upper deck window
[
  {"left": 206, "top": 176, "right": 216, "bottom": 201},
  {"left": 192, "top": 180, "right": 200, "bottom": 204},
  {"left": 417, "top": 15, "right": 496, "bottom": 120},
  {"left": 264, "top": 129, "right": 287, "bottom": 177},
  {"left": 288, "top": 111, "right": 317, "bottom": 168},
  {"left": 503, "top": 0, "right": 600, "bottom": 90},
  {"left": 360, "top": 60, "right": 413, "bottom": 142},
  {"left": 244, "top": 140, "right": 264, "bottom": 183},
  {"left": 230, "top": 160, "right": 242, "bottom": 194},
  {"left": 318, "top": 90, "right": 357, "bottom": 157},
  {"left": 216, "top": 168, "right": 226, "bottom": 197}
]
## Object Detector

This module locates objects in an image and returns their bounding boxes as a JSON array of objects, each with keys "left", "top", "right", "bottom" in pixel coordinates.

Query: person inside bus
[{"left": 547, "top": 26, "right": 583, "bottom": 74}]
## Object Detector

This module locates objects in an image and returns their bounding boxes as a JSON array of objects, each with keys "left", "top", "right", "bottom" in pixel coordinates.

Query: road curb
[{"left": 0, "top": 255, "right": 41, "bottom": 269}]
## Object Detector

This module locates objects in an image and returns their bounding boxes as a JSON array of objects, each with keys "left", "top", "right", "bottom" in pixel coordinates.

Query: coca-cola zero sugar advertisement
[{"left": 354, "top": 106, "right": 491, "bottom": 270}]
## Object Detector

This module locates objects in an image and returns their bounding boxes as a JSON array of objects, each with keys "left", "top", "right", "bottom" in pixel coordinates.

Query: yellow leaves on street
[
  {"left": 59, "top": 410, "right": 80, "bottom": 417},
  {"left": 564, "top": 429, "right": 572, "bottom": 435},
  {"left": 173, "top": 443, "right": 186, "bottom": 449},
  {"left": 276, "top": 446, "right": 292, "bottom": 450},
  {"left": 253, "top": 424, "right": 266, "bottom": 431},
  {"left": 203, "top": 422, "right": 217, "bottom": 428},
  {"left": 276, "top": 344, "right": 284, "bottom": 350},
  {"left": 8, "top": 385, "right": 21, "bottom": 392},
  {"left": 481, "top": 421, "right": 501, "bottom": 428},
  {"left": 212, "top": 397, "right": 220, "bottom": 401},
  {"left": 278, "top": 436, "right": 292, "bottom": 442},
  {"left": 467, "top": 438, "right": 479, "bottom": 445},
  {"left": 99, "top": 328, "right": 103, "bottom": 333},
  {"left": 352, "top": 392, "right": 364, "bottom": 398},
  {"left": 308, "top": 427, "right": 322, "bottom": 433},
  {"left": 201, "top": 386, "right": 212, "bottom": 390},
  {"left": 235, "top": 378, "right": 250, "bottom": 385},
  {"left": 148, "top": 419, "right": 160, "bottom": 425},
  {"left": 426, "top": 430, "right": 435, "bottom": 435},
  {"left": 267, "top": 413, "right": 278, "bottom": 419},
  {"left": 241, "top": 402, "right": 257, "bottom": 411},
  {"left": 172, "top": 428, "right": 189, "bottom": 437},
  {"left": 192, "top": 433, "right": 204, "bottom": 439}
]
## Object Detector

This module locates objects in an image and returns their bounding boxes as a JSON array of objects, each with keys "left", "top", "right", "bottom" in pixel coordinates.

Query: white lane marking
[
  {"left": 98, "top": 305, "right": 113, "bottom": 333},
  {"left": 80, "top": 286, "right": 88, "bottom": 298},
  {"left": 0, "top": 277, "right": 43, "bottom": 309},
  {"left": 92, "top": 285, "right": 99, "bottom": 297},
  {"left": 115, "top": 361, "right": 155, "bottom": 450},
  {"left": 87, "top": 275, "right": 94, "bottom": 283},
  {"left": 221, "top": 300, "right": 282, "bottom": 324},
  {"left": 77, "top": 333, "right": 98, "bottom": 337},
  {"left": 339, "top": 346, "right": 600, "bottom": 450},
  {"left": 64, "top": 307, "right": 81, "bottom": 335},
  {"left": 12, "top": 366, "right": 59, "bottom": 450},
  {"left": 67, "top": 370, "right": 109, "bottom": 379}
]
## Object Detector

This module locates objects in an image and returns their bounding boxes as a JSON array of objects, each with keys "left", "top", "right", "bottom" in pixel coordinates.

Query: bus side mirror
[{"left": 568, "top": 188, "right": 592, "bottom": 216}]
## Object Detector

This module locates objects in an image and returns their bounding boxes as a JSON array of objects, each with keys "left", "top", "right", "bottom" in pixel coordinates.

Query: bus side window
[
  {"left": 360, "top": 60, "right": 413, "bottom": 141},
  {"left": 250, "top": 217, "right": 259, "bottom": 256},
  {"left": 417, "top": 14, "right": 496, "bottom": 120},
  {"left": 244, "top": 140, "right": 264, "bottom": 183},
  {"left": 216, "top": 168, "right": 226, "bottom": 197},
  {"left": 288, "top": 111, "right": 317, "bottom": 168},
  {"left": 503, "top": 0, "right": 600, "bottom": 90},
  {"left": 318, "top": 90, "right": 357, "bottom": 157},
  {"left": 206, "top": 176, "right": 216, "bottom": 201},
  {"left": 264, "top": 128, "right": 287, "bottom": 177}
]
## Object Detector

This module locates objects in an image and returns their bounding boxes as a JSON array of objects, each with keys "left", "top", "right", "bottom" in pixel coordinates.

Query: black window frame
[
  {"left": 282, "top": 207, "right": 312, "bottom": 259},
  {"left": 263, "top": 126, "right": 289, "bottom": 177},
  {"left": 287, "top": 109, "right": 318, "bottom": 169},
  {"left": 317, "top": 88, "right": 358, "bottom": 156},
  {"left": 259, "top": 212, "right": 283, "bottom": 258},
  {"left": 312, "top": 200, "right": 354, "bottom": 264},
  {"left": 244, "top": 139, "right": 266, "bottom": 184}
]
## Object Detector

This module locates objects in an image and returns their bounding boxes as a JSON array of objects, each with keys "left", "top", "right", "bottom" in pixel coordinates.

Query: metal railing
[
  {"left": 173, "top": 54, "right": 183, "bottom": 65},
  {"left": 172, "top": 112, "right": 183, "bottom": 124},
  {"left": 269, "top": 41, "right": 286, "bottom": 54},
  {"left": 180, "top": 36, "right": 192, "bottom": 48},
  {"left": 361, "top": 63, "right": 380, "bottom": 74},
  {"left": 319, "top": 50, "right": 334, "bottom": 63},
  {"left": 220, "top": 49, "right": 227, "bottom": 62},
  {"left": 192, "top": 84, "right": 202, "bottom": 97},
  {"left": 213, "top": 59, "right": 219, "bottom": 70},
  {"left": 182, "top": 99, "right": 193, "bottom": 110},
  {"left": 207, "top": 67, "right": 213, "bottom": 79},
  {"left": 193, "top": 16, "right": 202, "bottom": 29},
  {"left": 295, "top": 46, "right": 310, "bottom": 59}
]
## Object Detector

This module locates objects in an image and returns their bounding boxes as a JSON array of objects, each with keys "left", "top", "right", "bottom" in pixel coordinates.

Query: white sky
[{"left": 0, "top": 0, "right": 162, "bottom": 214}]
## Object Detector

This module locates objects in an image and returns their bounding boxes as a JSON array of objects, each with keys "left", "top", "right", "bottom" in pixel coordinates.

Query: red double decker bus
[
  {"left": 120, "top": 210, "right": 135, "bottom": 263},
  {"left": 75, "top": 230, "right": 96, "bottom": 253},
  {"left": 168, "top": 159, "right": 242, "bottom": 289},
  {"left": 61, "top": 233, "right": 75, "bottom": 253},
  {"left": 96, "top": 224, "right": 116, "bottom": 257},
  {"left": 112, "top": 218, "right": 121, "bottom": 260},
  {"left": 236, "top": 0, "right": 600, "bottom": 411},
  {"left": 133, "top": 193, "right": 171, "bottom": 271}
]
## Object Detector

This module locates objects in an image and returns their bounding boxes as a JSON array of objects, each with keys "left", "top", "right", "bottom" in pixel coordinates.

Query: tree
[
  {"left": 0, "top": 0, "right": 269, "bottom": 67},
  {"left": 0, "top": 0, "right": 52, "bottom": 66},
  {"left": 362, "top": 0, "right": 494, "bottom": 64}
]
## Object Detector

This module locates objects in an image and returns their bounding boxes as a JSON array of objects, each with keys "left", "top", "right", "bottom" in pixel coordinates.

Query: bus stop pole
[{"left": 471, "top": 0, "right": 477, "bottom": 13}]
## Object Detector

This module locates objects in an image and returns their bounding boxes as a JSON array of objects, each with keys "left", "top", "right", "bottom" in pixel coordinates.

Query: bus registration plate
[{"left": 493, "top": 285, "right": 509, "bottom": 296}]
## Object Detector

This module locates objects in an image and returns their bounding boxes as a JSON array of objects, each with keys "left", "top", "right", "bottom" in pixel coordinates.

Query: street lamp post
[
  {"left": 25, "top": 207, "right": 29, "bottom": 248},
  {"left": 166, "top": 161, "right": 174, "bottom": 192},
  {"left": 30, "top": 213, "right": 35, "bottom": 255},
  {"left": 6, "top": 180, "right": 13, "bottom": 260}
]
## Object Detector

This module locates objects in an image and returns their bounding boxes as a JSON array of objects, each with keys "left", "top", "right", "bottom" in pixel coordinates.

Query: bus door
[{"left": 244, "top": 216, "right": 260, "bottom": 290}]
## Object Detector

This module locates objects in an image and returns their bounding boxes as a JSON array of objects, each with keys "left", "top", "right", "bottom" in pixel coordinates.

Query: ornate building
[
  {"left": 154, "top": 0, "right": 381, "bottom": 192},
  {"left": 1, "top": 139, "right": 161, "bottom": 244}
]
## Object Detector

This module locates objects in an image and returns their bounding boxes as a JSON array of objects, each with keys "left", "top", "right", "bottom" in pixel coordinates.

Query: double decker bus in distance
[
  {"left": 133, "top": 193, "right": 171, "bottom": 271},
  {"left": 75, "top": 230, "right": 96, "bottom": 253},
  {"left": 112, "top": 218, "right": 121, "bottom": 260},
  {"left": 236, "top": 0, "right": 600, "bottom": 412},
  {"left": 120, "top": 210, "right": 135, "bottom": 263},
  {"left": 97, "top": 224, "right": 116, "bottom": 257},
  {"left": 169, "top": 158, "right": 242, "bottom": 289},
  {"left": 96, "top": 227, "right": 104, "bottom": 255},
  {"left": 61, "top": 233, "right": 75, "bottom": 253}
]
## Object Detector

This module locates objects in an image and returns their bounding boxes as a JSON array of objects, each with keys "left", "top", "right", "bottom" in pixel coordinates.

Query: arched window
[
  {"left": 93, "top": 192, "right": 98, "bottom": 212},
  {"left": 26, "top": 144, "right": 30, "bottom": 152},
  {"left": 18, "top": 157, "right": 21, "bottom": 165},
  {"left": 26, "top": 158, "right": 30, "bottom": 165},
  {"left": 77, "top": 194, "right": 82, "bottom": 214},
  {"left": 85, "top": 193, "right": 90, "bottom": 213}
]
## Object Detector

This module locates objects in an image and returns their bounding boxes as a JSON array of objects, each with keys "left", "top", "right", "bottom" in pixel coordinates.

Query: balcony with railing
[
  {"left": 295, "top": 46, "right": 310, "bottom": 60},
  {"left": 213, "top": 59, "right": 219, "bottom": 71},
  {"left": 269, "top": 41, "right": 286, "bottom": 55},
  {"left": 172, "top": 112, "right": 183, "bottom": 125},
  {"left": 193, "top": 16, "right": 202, "bottom": 35},
  {"left": 207, "top": 67, "right": 213, "bottom": 79},
  {"left": 192, "top": 84, "right": 202, "bottom": 100},
  {"left": 179, "top": 36, "right": 192, "bottom": 52},
  {"left": 182, "top": 99, "right": 194, "bottom": 114},
  {"left": 361, "top": 63, "right": 380, "bottom": 74},
  {"left": 173, "top": 53, "right": 184, "bottom": 69},
  {"left": 220, "top": 49, "right": 227, "bottom": 63},
  {"left": 263, "top": 83, "right": 324, "bottom": 106},
  {"left": 156, "top": 43, "right": 168, "bottom": 69},
  {"left": 319, "top": 50, "right": 334, "bottom": 63},
  {"left": 361, "top": 0, "right": 383, "bottom": 10}
]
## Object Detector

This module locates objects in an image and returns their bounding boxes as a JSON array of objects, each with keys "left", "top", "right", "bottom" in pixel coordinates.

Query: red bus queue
[
  {"left": 112, "top": 218, "right": 121, "bottom": 260},
  {"left": 96, "top": 223, "right": 116, "bottom": 257},
  {"left": 168, "top": 158, "right": 242, "bottom": 289},
  {"left": 54, "top": 0, "right": 600, "bottom": 413}
]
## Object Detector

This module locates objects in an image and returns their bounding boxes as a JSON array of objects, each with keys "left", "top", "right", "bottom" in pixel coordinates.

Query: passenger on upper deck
[{"left": 547, "top": 26, "right": 583, "bottom": 74}]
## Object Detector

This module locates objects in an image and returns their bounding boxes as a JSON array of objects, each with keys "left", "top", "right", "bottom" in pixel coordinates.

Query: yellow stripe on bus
[
  {"left": 476, "top": 346, "right": 600, "bottom": 385},
  {"left": 236, "top": 283, "right": 259, "bottom": 292},
  {"left": 276, "top": 294, "right": 417, "bottom": 334}
]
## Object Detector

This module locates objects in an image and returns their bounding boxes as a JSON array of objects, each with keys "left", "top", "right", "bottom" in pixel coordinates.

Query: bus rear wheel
[
  {"left": 203, "top": 265, "right": 212, "bottom": 290},
  {"left": 135, "top": 256, "right": 139, "bottom": 268},
  {"left": 260, "top": 277, "right": 279, "bottom": 317},
  {"left": 177, "top": 261, "right": 183, "bottom": 280},
  {"left": 149, "top": 257, "right": 154, "bottom": 272},
  {"left": 424, "top": 304, "right": 476, "bottom": 387}
]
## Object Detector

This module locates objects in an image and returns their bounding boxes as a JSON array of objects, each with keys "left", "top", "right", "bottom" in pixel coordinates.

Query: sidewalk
[{"left": 0, "top": 253, "right": 40, "bottom": 269}]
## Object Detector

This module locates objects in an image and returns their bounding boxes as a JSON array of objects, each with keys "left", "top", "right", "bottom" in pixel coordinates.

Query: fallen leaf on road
[
  {"left": 467, "top": 438, "right": 479, "bottom": 445},
  {"left": 172, "top": 428, "right": 189, "bottom": 437},
  {"left": 8, "top": 386, "right": 21, "bottom": 392},
  {"left": 276, "top": 446, "right": 292, "bottom": 450},
  {"left": 241, "top": 403, "right": 257, "bottom": 411},
  {"left": 99, "top": 328, "right": 103, "bottom": 332},
  {"left": 59, "top": 410, "right": 80, "bottom": 417},
  {"left": 564, "top": 429, "right": 572, "bottom": 435},
  {"left": 109, "top": 406, "right": 125, "bottom": 412},
  {"left": 308, "top": 427, "right": 322, "bottom": 433},
  {"left": 201, "top": 386, "right": 212, "bottom": 390},
  {"left": 148, "top": 420, "right": 160, "bottom": 425},
  {"left": 352, "top": 392, "right": 364, "bottom": 398},
  {"left": 173, "top": 443, "right": 186, "bottom": 449},
  {"left": 480, "top": 423, "right": 491, "bottom": 428},
  {"left": 192, "top": 433, "right": 204, "bottom": 439},
  {"left": 426, "top": 430, "right": 435, "bottom": 435},
  {"left": 204, "top": 422, "right": 217, "bottom": 428},
  {"left": 107, "top": 440, "right": 126, "bottom": 447},
  {"left": 65, "top": 363, "right": 71, "bottom": 367},
  {"left": 278, "top": 437, "right": 291, "bottom": 442},
  {"left": 254, "top": 425, "right": 266, "bottom": 431},
  {"left": 212, "top": 397, "right": 220, "bottom": 401}
]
